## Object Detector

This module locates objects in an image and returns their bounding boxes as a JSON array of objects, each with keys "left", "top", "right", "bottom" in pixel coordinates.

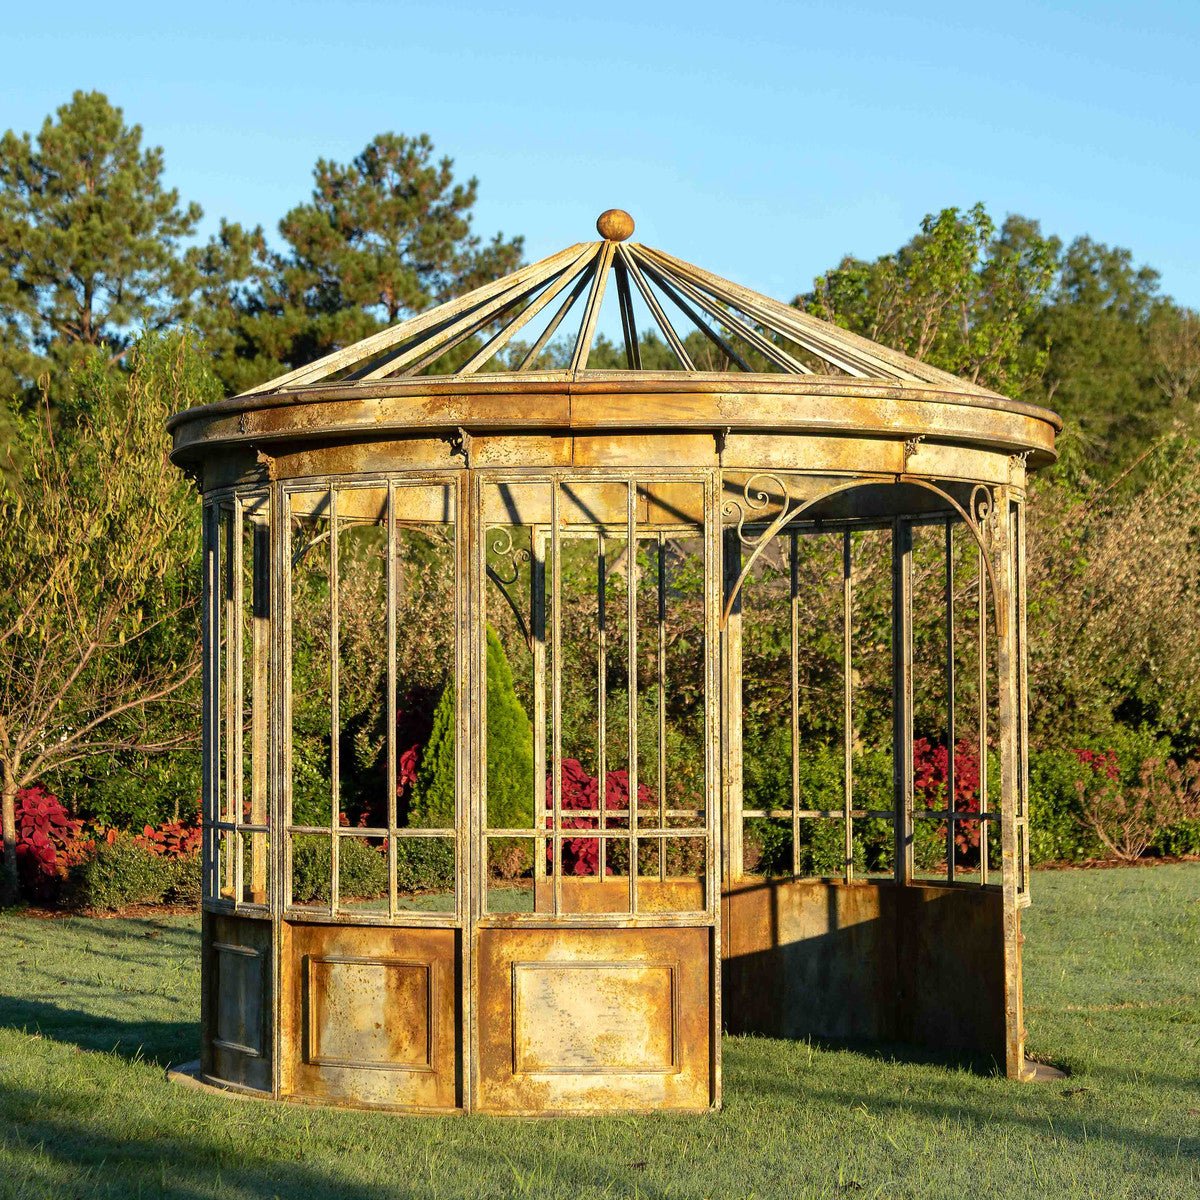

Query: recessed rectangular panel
[
  {"left": 282, "top": 924, "right": 459, "bottom": 1110},
  {"left": 513, "top": 962, "right": 676, "bottom": 1075},
  {"left": 214, "top": 942, "right": 263, "bottom": 1057},
  {"left": 306, "top": 956, "right": 432, "bottom": 1071}
]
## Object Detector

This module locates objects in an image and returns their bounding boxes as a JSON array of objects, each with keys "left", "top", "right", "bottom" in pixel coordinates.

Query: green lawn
[{"left": 1, "top": 865, "right": 1197, "bottom": 1199}]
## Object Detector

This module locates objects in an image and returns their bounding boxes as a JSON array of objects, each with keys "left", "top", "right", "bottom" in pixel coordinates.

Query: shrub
[
  {"left": 1077, "top": 757, "right": 1200, "bottom": 862},
  {"left": 395, "top": 838, "right": 455, "bottom": 893},
  {"left": 14, "top": 786, "right": 84, "bottom": 898},
  {"left": 165, "top": 854, "right": 203, "bottom": 906},
  {"left": 67, "top": 834, "right": 177, "bottom": 909},
  {"left": 1028, "top": 749, "right": 1103, "bottom": 863},
  {"left": 290, "top": 834, "right": 389, "bottom": 904}
]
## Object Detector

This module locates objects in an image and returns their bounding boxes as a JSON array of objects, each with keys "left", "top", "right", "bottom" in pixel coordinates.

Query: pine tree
[
  {"left": 0, "top": 91, "right": 256, "bottom": 405},
  {"left": 410, "top": 627, "right": 533, "bottom": 828}
]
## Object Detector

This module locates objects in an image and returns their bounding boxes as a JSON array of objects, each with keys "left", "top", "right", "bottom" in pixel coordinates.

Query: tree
[
  {"left": 0, "top": 91, "right": 255, "bottom": 405},
  {"left": 0, "top": 337, "right": 208, "bottom": 903},
  {"left": 215, "top": 133, "right": 524, "bottom": 394},
  {"left": 410, "top": 627, "right": 533, "bottom": 829},
  {"left": 800, "top": 204, "right": 1060, "bottom": 398},
  {"left": 1026, "top": 237, "right": 1167, "bottom": 468}
]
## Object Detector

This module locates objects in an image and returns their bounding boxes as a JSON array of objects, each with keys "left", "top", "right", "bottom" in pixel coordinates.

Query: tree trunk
[{"left": 1, "top": 771, "right": 18, "bottom": 907}]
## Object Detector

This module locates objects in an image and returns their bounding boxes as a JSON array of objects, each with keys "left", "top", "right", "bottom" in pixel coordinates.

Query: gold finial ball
[{"left": 596, "top": 208, "right": 635, "bottom": 241}]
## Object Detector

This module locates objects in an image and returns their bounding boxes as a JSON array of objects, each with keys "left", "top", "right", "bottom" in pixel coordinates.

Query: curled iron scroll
[{"left": 720, "top": 474, "right": 1004, "bottom": 628}]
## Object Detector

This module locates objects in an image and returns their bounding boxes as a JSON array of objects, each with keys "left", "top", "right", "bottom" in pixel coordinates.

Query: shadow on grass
[
  {"left": 0, "top": 996, "right": 198, "bottom": 1068},
  {"left": 0, "top": 1081, "right": 682, "bottom": 1200}
]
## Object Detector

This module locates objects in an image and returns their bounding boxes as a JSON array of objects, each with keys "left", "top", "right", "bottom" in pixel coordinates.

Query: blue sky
[{"left": 4, "top": 0, "right": 1199, "bottom": 308}]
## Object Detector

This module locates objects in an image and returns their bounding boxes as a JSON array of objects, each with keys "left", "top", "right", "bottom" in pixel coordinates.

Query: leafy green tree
[
  {"left": 800, "top": 203, "right": 1060, "bottom": 398},
  {"left": 1026, "top": 237, "right": 1168, "bottom": 468},
  {"left": 215, "top": 133, "right": 524, "bottom": 394},
  {"left": 0, "top": 91, "right": 255, "bottom": 405},
  {"left": 0, "top": 337, "right": 207, "bottom": 904}
]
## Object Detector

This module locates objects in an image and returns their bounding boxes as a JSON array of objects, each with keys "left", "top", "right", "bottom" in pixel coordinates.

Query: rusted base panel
[
  {"left": 279, "top": 922, "right": 460, "bottom": 1110},
  {"left": 722, "top": 878, "right": 1016, "bottom": 1073},
  {"left": 533, "top": 876, "right": 707, "bottom": 914},
  {"left": 475, "top": 926, "right": 713, "bottom": 1115},
  {"left": 201, "top": 910, "right": 273, "bottom": 1093}
]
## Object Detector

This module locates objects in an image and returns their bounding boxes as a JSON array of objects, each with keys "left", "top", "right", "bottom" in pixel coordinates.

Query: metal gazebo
[{"left": 168, "top": 209, "right": 1059, "bottom": 1115}]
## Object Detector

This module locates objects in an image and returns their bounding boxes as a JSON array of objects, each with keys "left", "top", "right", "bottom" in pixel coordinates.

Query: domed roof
[{"left": 237, "top": 209, "right": 1001, "bottom": 400}]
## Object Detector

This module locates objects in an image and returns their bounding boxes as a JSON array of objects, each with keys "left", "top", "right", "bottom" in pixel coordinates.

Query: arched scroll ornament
[
  {"left": 720, "top": 473, "right": 1002, "bottom": 628},
  {"left": 486, "top": 525, "right": 533, "bottom": 651}
]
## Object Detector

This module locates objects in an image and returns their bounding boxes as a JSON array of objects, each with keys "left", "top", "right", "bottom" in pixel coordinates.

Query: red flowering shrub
[
  {"left": 14, "top": 786, "right": 85, "bottom": 898},
  {"left": 546, "top": 759, "right": 655, "bottom": 875},
  {"left": 1073, "top": 748, "right": 1119, "bottom": 781},
  {"left": 912, "top": 737, "right": 983, "bottom": 862}
]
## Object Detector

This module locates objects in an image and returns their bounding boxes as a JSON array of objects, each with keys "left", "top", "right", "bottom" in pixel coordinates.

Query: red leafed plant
[
  {"left": 546, "top": 759, "right": 655, "bottom": 875},
  {"left": 134, "top": 816, "right": 202, "bottom": 859},
  {"left": 912, "top": 737, "right": 983, "bottom": 859},
  {"left": 15, "top": 786, "right": 84, "bottom": 895}
]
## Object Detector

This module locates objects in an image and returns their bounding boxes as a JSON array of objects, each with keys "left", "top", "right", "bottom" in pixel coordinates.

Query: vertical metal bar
[
  {"left": 707, "top": 468, "right": 723, "bottom": 1111},
  {"left": 994, "top": 490, "right": 1025, "bottom": 1077},
  {"left": 842, "top": 530, "right": 854, "bottom": 884},
  {"left": 532, "top": 523, "right": 547, "bottom": 892},
  {"left": 464, "top": 469, "right": 480, "bottom": 1113},
  {"left": 232, "top": 499, "right": 245, "bottom": 908},
  {"left": 201, "top": 505, "right": 216, "bottom": 903},
  {"left": 270, "top": 481, "right": 286, "bottom": 1098},
  {"left": 224, "top": 501, "right": 237, "bottom": 897},
  {"left": 386, "top": 484, "right": 398, "bottom": 919},
  {"left": 722, "top": 529, "right": 744, "bottom": 884},
  {"left": 945, "top": 520, "right": 956, "bottom": 884},
  {"left": 281, "top": 492, "right": 295, "bottom": 912},
  {"left": 329, "top": 488, "right": 340, "bottom": 916},
  {"left": 790, "top": 530, "right": 801, "bottom": 878},
  {"left": 892, "top": 519, "right": 914, "bottom": 886},
  {"left": 627, "top": 482, "right": 639, "bottom": 914},
  {"left": 1016, "top": 499, "right": 1031, "bottom": 898},
  {"left": 658, "top": 531, "right": 667, "bottom": 881},
  {"left": 597, "top": 530, "right": 608, "bottom": 881},
  {"left": 551, "top": 484, "right": 563, "bottom": 916},
  {"left": 250, "top": 507, "right": 269, "bottom": 903},
  {"left": 978, "top": 544, "right": 990, "bottom": 887}
]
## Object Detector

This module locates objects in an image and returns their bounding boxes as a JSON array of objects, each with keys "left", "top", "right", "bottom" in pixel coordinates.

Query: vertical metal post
[
  {"left": 892, "top": 519, "right": 914, "bottom": 885},
  {"left": 328, "top": 488, "right": 340, "bottom": 916},
  {"left": 232, "top": 499, "right": 245, "bottom": 907},
  {"left": 627, "top": 483, "right": 639, "bottom": 914},
  {"left": 721, "top": 528, "right": 743, "bottom": 885},
  {"left": 551, "top": 482, "right": 563, "bottom": 916},
  {"left": 532, "top": 523, "right": 547, "bottom": 893},
  {"left": 945, "top": 520, "right": 956, "bottom": 883},
  {"left": 270, "top": 480, "right": 288, "bottom": 1098},
  {"left": 250, "top": 509, "right": 269, "bottom": 903},
  {"left": 978, "top": 545, "right": 990, "bottom": 887},
  {"left": 993, "top": 489, "right": 1025, "bottom": 1077},
  {"left": 790, "top": 531, "right": 801, "bottom": 878},
  {"left": 658, "top": 532, "right": 668, "bottom": 881},
  {"left": 386, "top": 484, "right": 398, "bottom": 920},
  {"left": 597, "top": 530, "right": 608, "bottom": 881},
  {"left": 842, "top": 530, "right": 854, "bottom": 883}
]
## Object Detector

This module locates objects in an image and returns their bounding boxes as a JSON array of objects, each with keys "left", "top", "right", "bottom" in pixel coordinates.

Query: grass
[{"left": 0, "top": 864, "right": 1197, "bottom": 1199}]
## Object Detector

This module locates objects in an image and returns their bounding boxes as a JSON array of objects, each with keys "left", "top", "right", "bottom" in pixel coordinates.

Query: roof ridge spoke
[
  {"left": 618, "top": 244, "right": 694, "bottom": 371},
  {"left": 459, "top": 245, "right": 597, "bottom": 375},
  {"left": 517, "top": 264, "right": 594, "bottom": 371},
  {"left": 569, "top": 241, "right": 616, "bottom": 374},
  {"left": 631, "top": 252, "right": 751, "bottom": 373},
  {"left": 636, "top": 252, "right": 791, "bottom": 374},
  {"left": 236, "top": 242, "right": 590, "bottom": 396}
]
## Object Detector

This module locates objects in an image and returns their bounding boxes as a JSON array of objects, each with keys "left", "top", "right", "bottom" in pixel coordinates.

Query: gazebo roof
[{"left": 239, "top": 209, "right": 1001, "bottom": 401}]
